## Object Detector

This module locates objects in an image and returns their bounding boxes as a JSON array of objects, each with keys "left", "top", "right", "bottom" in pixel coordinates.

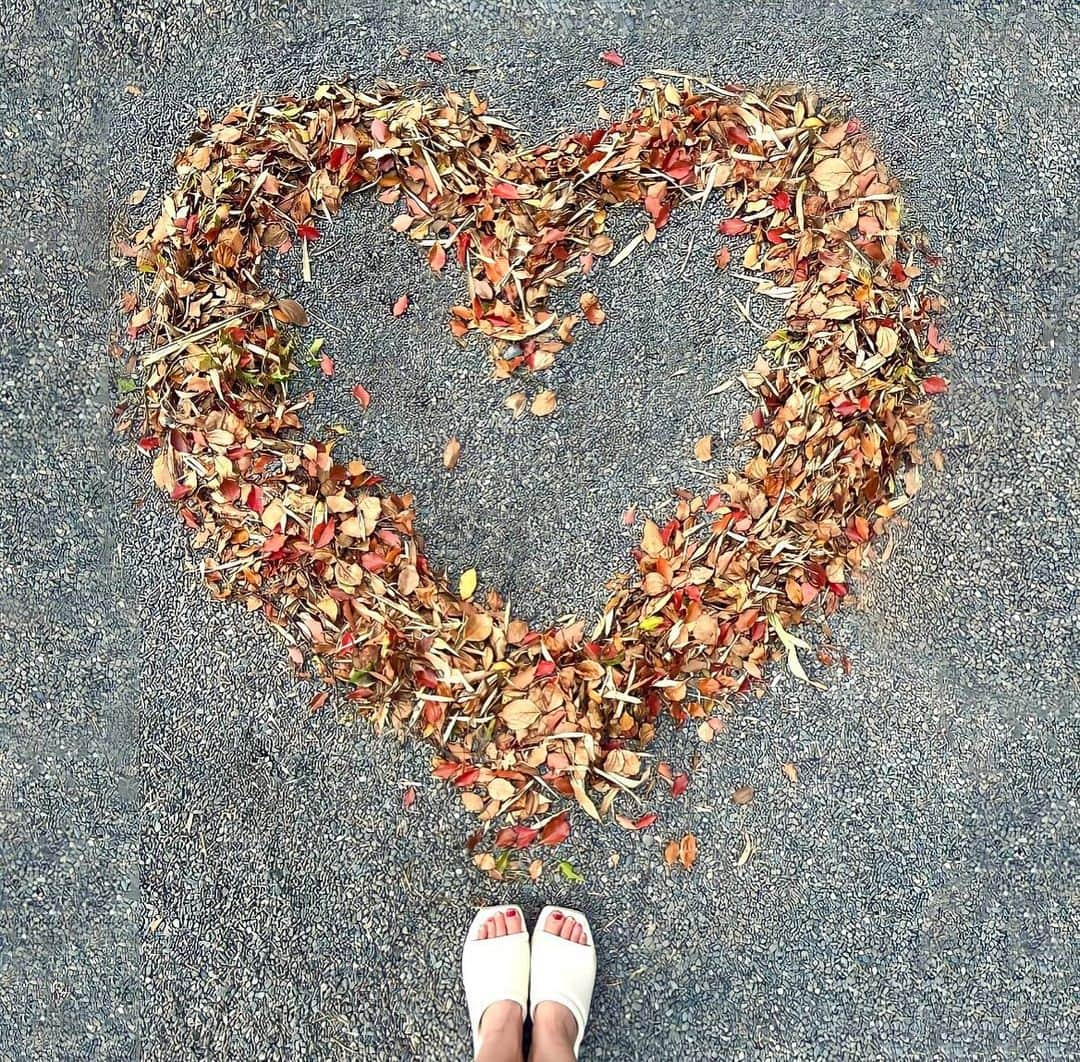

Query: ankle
[
  {"left": 480, "top": 999, "right": 524, "bottom": 1039},
  {"left": 531, "top": 1000, "right": 578, "bottom": 1046}
]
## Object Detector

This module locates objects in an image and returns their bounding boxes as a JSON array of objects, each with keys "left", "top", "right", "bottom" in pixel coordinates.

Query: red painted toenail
[
  {"left": 507, "top": 910, "right": 516, "bottom": 918},
  {"left": 553, "top": 911, "right": 563, "bottom": 920}
]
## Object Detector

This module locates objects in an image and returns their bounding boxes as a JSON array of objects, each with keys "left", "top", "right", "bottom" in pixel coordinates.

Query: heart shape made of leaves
[{"left": 122, "top": 74, "right": 949, "bottom": 870}]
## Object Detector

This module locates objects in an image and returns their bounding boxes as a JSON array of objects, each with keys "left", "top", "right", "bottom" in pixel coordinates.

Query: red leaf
[
  {"left": 671, "top": 773, "right": 689, "bottom": 798},
  {"left": 719, "top": 217, "right": 749, "bottom": 236},
  {"left": 352, "top": 383, "right": 371, "bottom": 408},
  {"left": 428, "top": 242, "right": 447, "bottom": 272},
  {"left": 491, "top": 181, "right": 523, "bottom": 200},
  {"left": 371, "top": 118, "right": 389, "bottom": 142},
  {"left": 319, "top": 354, "right": 334, "bottom": 377},
  {"left": 360, "top": 552, "right": 387, "bottom": 572},
  {"left": 424, "top": 50, "right": 446, "bottom": 62},
  {"left": 392, "top": 293, "right": 410, "bottom": 316},
  {"left": 922, "top": 375, "right": 949, "bottom": 394},
  {"left": 535, "top": 659, "right": 556, "bottom": 679},
  {"left": 539, "top": 814, "right": 571, "bottom": 846},
  {"left": 495, "top": 824, "right": 538, "bottom": 849},
  {"left": 402, "top": 787, "right": 416, "bottom": 807},
  {"left": 297, "top": 223, "right": 320, "bottom": 241},
  {"left": 599, "top": 49, "right": 624, "bottom": 66},
  {"left": 136, "top": 435, "right": 159, "bottom": 453},
  {"left": 632, "top": 812, "right": 658, "bottom": 830},
  {"left": 772, "top": 189, "right": 791, "bottom": 212}
]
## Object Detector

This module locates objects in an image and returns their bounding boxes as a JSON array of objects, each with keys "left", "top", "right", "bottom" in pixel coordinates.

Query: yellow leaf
[
  {"left": 694, "top": 434, "right": 713, "bottom": 461},
  {"left": 459, "top": 568, "right": 478, "bottom": 599}
]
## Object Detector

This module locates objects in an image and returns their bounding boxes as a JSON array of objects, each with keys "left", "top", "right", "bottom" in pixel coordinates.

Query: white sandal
[
  {"left": 529, "top": 905, "right": 597, "bottom": 1059},
  {"left": 461, "top": 905, "right": 530, "bottom": 1058}
]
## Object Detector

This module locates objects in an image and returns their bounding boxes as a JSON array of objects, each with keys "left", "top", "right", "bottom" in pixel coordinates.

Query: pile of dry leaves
[{"left": 119, "top": 74, "right": 948, "bottom": 871}]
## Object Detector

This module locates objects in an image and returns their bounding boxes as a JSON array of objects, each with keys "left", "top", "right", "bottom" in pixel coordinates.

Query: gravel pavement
[{"left": 2, "top": 1, "right": 1078, "bottom": 1059}]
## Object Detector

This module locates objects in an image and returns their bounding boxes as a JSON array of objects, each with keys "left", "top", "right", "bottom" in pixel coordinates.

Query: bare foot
[
  {"left": 530, "top": 911, "right": 588, "bottom": 1061},
  {"left": 474, "top": 909, "right": 525, "bottom": 1062}
]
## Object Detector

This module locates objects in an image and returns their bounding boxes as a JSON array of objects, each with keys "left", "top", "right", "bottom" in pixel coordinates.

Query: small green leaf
[
  {"left": 494, "top": 849, "right": 511, "bottom": 873},
  {"left": 558, "top": 860, "right": 585, "bottom": 883},
  {"left": 638, "top": 615, "right": 663, "bottom": 632},
  {"left": 117, "top": 376, "right": 136, "bottom": 394}
]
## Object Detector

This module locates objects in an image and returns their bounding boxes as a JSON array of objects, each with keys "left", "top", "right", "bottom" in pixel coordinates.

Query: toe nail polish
[
  {"left": 507, "top": 909, "right": 516, "bottom": 917},
  {"left": 553, "top": 911, "right": 563, "bottom": 920}
]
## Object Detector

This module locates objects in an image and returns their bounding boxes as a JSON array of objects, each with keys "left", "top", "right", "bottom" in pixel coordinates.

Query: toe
[
  {"left": 476, "top": 920, "right": 488, "bottom": 940},
  {"left": 560, "top": 915, "right": 576, "bottom": 940},
  {"left": 505, "top": 907, "right": 523, "bottom": 934},
  {"left": 544, "top": 911, "right": 564, "bottom": 935},
  {"left": 491, "top": 911, "right": 508, "bottom": 937},
  {"left": 571, "top": 923, "right": 586, "bottom": 945}
]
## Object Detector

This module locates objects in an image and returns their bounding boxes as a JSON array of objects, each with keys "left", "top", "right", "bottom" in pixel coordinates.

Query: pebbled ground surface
[{"left": 2, "top": 1, "right": 1078, "bottom": 1059}]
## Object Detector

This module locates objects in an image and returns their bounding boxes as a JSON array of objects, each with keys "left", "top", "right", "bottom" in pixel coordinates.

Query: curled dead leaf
[
  {"left": 678, "top": 832, "right": 698, "bottom": 869},
  {"left": 442, "top": 436, "right": 461, "bottom": 470},
  {"left": 531, "top": 390, "right": 557, "bottom": 416},
  {"left": 272, "top": 298, "right": 308, "bottom": 325}
]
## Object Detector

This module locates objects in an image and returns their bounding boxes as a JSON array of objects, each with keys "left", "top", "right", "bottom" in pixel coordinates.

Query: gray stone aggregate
[{"left": 1, "top": 1, "right": 1077, "bottom": 1059}]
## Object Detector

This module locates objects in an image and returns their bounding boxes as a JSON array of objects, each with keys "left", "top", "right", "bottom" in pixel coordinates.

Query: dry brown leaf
[
  {"left": 694, "top": 434, "right": 713, "bottom": 461},
  {"left": 531, "top": 390, "right": 557, "bottom": 416},
  {"left": 811, "top": 156, "right": 852, "bottom": 191},
  {"left": 678, "top": 833, "right": 698, "bottom": 869},
  {"left": 442, "top": 436, "right": 461, "bottom": 470},
  {"left": 502, "top": 698, "right": 540, "bottom": 732}
]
